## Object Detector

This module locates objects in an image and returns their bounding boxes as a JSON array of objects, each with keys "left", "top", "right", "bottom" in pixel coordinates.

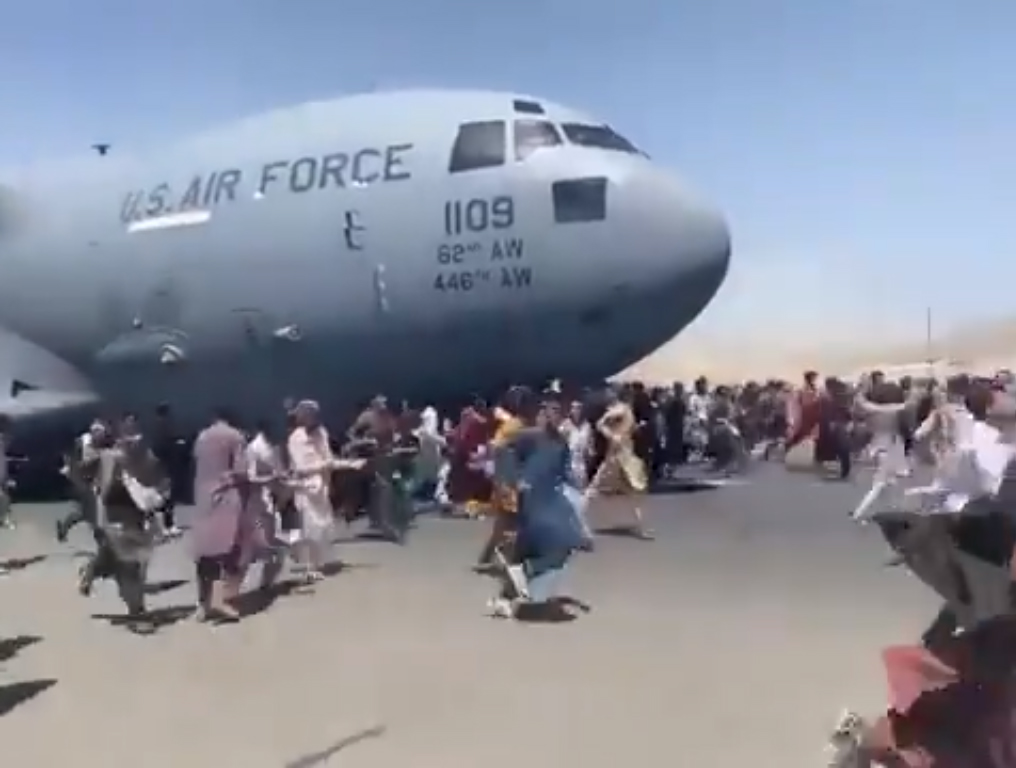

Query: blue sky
[{"left": 1, "top": 0, "right": 1013, "bottom": 350}]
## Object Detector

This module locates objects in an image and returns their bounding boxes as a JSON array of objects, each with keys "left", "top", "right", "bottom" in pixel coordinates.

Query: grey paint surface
[
  {"left": 0, "top": 467, "right": 937, "bottom": 768},
  {"left": 0, "top": 90, "right": 730, "bottom": 430}
]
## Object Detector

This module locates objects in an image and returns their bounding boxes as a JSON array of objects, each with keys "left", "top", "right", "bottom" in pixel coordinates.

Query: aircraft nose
[
  {"left": 636, "top": 173, "right": 731, "bottom": 310},
  {"left": 666, "top": 184, "right": 729, "bottom": 288}
]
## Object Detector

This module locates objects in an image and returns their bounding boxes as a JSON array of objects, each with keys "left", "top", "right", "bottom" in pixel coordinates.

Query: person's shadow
[
  {"left": 0, "top": 632, "right": 55, "bottom": 716},
  {"left": 594, "top": 525, "right": 653, "bottom": 540},
  {"left": 0, "top": 679, "right": 57, "bottom": 717},
  {"left": 515, "top": 596, "right": 592, "bottom": 623},
  {"left": 229, "top": 578, "right": 304, "bottom": 619},
  {"left": 90, "top": 604, "right": 194, "bottom": 635},
  {"left": 144, "top": 578, "right": 188, "bottom": 596},
  {"left": 284, "top": 725, "right": 386, "bottom": 767},
  {"left": 0, "top": 555, "right": 47, "bottom": 572},
  {"left": 0, "top": 634, "right": 42, "bottom": 663}
]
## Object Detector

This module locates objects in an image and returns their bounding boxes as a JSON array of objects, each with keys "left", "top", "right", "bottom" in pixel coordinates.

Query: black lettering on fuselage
[
  {"left": 120, "top": 191, "right": 142, "bottom": 223},
  {"left": 121, "top": 143, "right": 414, "bottom": 223},
  {"left": 178, "top": 175, "right": 203, "bottom": 210},
  {"left": 258, "top": 161, "right": 288, "bottom": 195},
  {"left": 384, "top": 144, "right": 412, "bottom": 181},
  {"left": 352, "top": 148, "right": 381, "bottom": 185},
  {"left": 491, "top": 238, "right": 524, "bottom": 260},
  {"left": 289, "top": 157, "right": 317, "bottom": 193},
  {"left": 178, "top": 173, "right": 221, "bottom": 210},
  {"left": 201, "top": 172, "right": 219, "bottom": 206},
  {"left": 146, "top": 184, "right": 171, "bottom": 217},
  {"left": 500, "top": 266, "right": 531, "bottom": 288},
  {"left": 318, "top": 153, "right": 348, "bottom": 188},
  {"left": 214, "top": 169, "right": 242, "bottom": 203}
]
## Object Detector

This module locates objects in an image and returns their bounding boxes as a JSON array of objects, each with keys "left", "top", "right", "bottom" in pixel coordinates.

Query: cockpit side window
[
  {"left": 449, "top": 121, "right": 507, "bottom": 173},
  {"left": 514, "top": 120, "right": 561, "bottom": 161},
  {"left": 560, "top": 123, "right": 641, "bottom": 155},
  {"left": 553, "top": 177, "right": 607, "bottom": 223}
]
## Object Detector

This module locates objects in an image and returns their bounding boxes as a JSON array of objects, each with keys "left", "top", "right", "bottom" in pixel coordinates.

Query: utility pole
[{"left": 925, "top": 306, "right": 934, "bottom": 375}]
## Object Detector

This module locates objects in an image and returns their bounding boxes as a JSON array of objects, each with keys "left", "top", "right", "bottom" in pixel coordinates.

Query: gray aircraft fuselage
[{"left": 0, "top": 89, "right": 730, "bottom": 434}]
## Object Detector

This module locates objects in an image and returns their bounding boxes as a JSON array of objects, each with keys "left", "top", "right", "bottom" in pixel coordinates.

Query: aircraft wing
[
  {"left": 0, "top": 325, "right": 100, "bottom": 421},
  {"left": 0, "top": 390, "right": 100, "bottom": 420}
]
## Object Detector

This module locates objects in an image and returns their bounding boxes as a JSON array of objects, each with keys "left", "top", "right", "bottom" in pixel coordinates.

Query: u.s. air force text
[{"left": 119, "top": 143, "right": 413, "bottom": 223}]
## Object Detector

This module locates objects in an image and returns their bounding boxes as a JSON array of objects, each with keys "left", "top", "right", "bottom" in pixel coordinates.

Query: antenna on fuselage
[{"left": 92, "top": 143, "right": 111, "bottom": 156}]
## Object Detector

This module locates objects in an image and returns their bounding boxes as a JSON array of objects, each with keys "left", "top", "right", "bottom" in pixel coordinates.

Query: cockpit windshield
[
  {"left": 514, "top": 120, "right": 561, "bottom": 161},
  {"left": 449, "top": 120, "right": 507, "bottom": 173},
  {"left": 560, "top": 123, "right": 641, "bottom": 155}
]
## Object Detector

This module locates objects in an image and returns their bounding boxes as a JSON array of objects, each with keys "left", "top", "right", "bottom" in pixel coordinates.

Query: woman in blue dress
[{"left": 487, "top": 399, "right": 592, "bottom": 619}]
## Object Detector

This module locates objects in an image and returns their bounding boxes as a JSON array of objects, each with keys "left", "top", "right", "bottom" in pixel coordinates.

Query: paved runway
[{"left": 0, "top": 465, "right": 938, "bottom": 768}]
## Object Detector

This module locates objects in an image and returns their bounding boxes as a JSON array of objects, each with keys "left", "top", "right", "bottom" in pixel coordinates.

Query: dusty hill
[{"left": 617, "top": 316, "right": 1016, "bottom": 383}]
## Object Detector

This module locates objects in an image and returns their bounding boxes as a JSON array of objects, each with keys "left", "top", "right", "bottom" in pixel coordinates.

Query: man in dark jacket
[
  {"left": 150, "top": 403, "right": 187, "bottom": 536},
  {"left": 663, "top": 383, "right": 688, "bottom": 470}
]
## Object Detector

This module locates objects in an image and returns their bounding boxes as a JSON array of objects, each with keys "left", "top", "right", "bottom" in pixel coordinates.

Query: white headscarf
[{"left": 419, "top": 406, "right": 439, "bottom": 437}]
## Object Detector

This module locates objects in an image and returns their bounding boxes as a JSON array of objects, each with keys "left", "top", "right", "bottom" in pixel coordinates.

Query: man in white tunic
[{"left": 287, "top": 401, "right": 337, "bottom": 581}]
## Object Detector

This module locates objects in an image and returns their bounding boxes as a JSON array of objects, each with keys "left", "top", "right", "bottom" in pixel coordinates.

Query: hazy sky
[{"left": 1, "top": 1, "right": 1012, "bottom": 348}]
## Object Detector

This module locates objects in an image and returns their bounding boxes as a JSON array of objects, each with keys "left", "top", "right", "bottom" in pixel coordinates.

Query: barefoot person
[
  {"left": 586, "top": 388, "right": 650, "bottom": 539},
  {"left": 288, "top": 400, "right": 339, "bottom": 581},
  {"left": 191, "top": 408, "right": 249, "bottom": 622}
]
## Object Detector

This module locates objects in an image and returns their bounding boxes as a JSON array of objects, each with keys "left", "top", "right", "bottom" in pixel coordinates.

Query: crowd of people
[
  {"left": 819, "top": 370, "right": 1016, "bottom": 767},
  {"left": 1, "top": 372, "right": 804, "bottom": 628},
  {"left": 7, "top": 382, "right": 667, "bottom": 629},
  {"left": 5, "top": 368, "right": 1016, "bottom": 765}
]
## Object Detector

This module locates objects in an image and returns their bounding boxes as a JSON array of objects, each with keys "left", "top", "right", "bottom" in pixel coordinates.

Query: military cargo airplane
[{"left": 0, "top": 88, "right": 730, "bottom": 437}]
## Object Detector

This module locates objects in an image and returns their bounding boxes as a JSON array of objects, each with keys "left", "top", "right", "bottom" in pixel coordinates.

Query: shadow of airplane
[
  {"left": 0, "top": 679, "right": 57, "bottom": 717},
  {"left": 283, "top": 725, "right": 386, "bottom": 768}
]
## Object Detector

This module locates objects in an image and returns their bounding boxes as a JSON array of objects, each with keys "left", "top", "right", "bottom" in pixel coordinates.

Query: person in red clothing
[
  {"left": 446, "top": 399, "right": 495, "bottom": 518},
  {"left": 785, "top": 370, "right": 821, "bottom": 452},
  {"left": 829, "top": 616, "right": 1016, "bottom": 767}
]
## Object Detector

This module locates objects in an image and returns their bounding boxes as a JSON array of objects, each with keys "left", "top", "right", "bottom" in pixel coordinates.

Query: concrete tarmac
[{"left": 0, "top": 466, "right": 938, "bottom": 768}]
